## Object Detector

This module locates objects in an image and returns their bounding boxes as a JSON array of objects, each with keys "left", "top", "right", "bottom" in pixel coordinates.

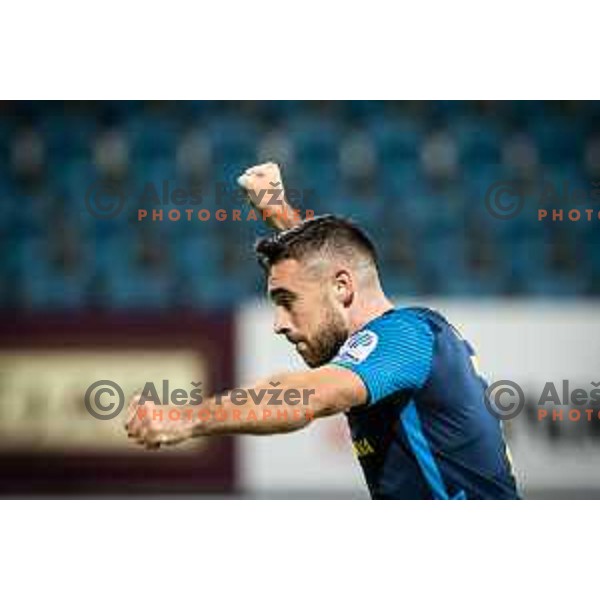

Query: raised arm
[
  {"left": 125, "top": 365, "right": 367, "bottom": 449},
  {"left": 237, "top": 162, "right": 305, "bottom": 231}
]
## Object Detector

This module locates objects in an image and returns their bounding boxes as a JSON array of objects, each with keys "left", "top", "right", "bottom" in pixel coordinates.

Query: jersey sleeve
[{"left": 330, "top": 311, "right": 434, "bottom": 404}]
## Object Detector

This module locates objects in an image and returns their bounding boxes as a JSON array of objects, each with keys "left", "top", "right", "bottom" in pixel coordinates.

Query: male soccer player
[{"left": 125, "top": 163, "right": 519, "bottom": 499}]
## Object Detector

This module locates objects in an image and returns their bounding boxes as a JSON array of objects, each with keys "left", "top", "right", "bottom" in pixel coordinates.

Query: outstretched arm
[
  {"left": 237, "top": 162, "right": 305, "bottom": 231},
  {"left": 125, "top": 365, "right": 366, "bottom": 449},
  {"left": 125, "top": 163, "right": 327, "bottom": 449}
]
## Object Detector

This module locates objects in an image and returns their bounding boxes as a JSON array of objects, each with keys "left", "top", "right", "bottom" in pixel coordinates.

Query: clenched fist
[
  {"left": 124, "top": 392, "right": 195, "bottom": 450},
  {"left": 237, "top": 162, "right": 286, "bottom": 211},
  {"left": 237, "top": 162, "right": 304, "bottom": 231}
]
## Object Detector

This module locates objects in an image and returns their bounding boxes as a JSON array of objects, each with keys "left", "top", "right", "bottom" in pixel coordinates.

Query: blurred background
[{"left": 0, "top": 100, "right": 599, "bottom": 498}]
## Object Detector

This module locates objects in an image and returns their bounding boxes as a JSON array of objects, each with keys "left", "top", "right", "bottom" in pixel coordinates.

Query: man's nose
[{"left": 273, "top": 310, "right": 291, "bottom": 336}]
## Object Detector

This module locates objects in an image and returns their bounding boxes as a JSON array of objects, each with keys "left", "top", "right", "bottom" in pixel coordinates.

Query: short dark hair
[{"left": 254, "top": 215, "right": 378, "bottom": 271}]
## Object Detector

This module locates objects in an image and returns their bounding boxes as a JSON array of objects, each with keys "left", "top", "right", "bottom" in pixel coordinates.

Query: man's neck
[{"left": 348, "top": 294, "right": 395, "bottom": 335}]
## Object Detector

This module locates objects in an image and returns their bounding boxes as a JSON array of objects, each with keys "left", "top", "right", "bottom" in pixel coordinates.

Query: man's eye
[{"left": 271, "top": 291, "right": 296, "bottom": 309}]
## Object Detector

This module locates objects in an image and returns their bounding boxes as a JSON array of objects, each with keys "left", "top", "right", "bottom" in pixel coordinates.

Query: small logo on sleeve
[{"left": 337, "top": 330, "right": 379, "bottom": 364}]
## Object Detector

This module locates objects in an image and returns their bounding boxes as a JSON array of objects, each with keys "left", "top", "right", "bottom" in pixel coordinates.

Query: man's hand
[
  {"left": 237, "top": 162, "right": 285, "bottom": 211},
  {"left": 237, "top": 162, "right": 303, "bottom": 231},
  {"left": 124, "top": 392, "right": 195, "bottom": 450}
]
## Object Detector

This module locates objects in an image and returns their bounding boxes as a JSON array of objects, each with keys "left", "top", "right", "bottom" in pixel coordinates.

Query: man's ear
[{"left": 333, "top": 269, "right": 354, "bottom": 307}]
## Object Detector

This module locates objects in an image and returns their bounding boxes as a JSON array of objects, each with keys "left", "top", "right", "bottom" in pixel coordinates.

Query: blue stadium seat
[
  {"left": 286, "top": 115, "right": 341, "bottom": 169},
  {"left": 258, "top": 100, "right": 304, "bottom": 122},
  {"left": 4, "top": 193, "right": 48, "bottom": 237},
  {"left": 109, "top": 270, "right": 172, "bottom": 310},
  {"left": 379, "top": 159, "right": 423, "bottom": 200},
  {"left": 171, "top": 235, "right": 221, "bottom": 280},
  {"left": 126, "top": 114, "right": 179, "bottom": 160},
  {"left": 6, "top": 229, "right": 89, "bottom": 309},
  {"left": 416, "top": 231, "right": 467, "bottom": 274},
  {"left": 24, "top": 269, "right": 87, "bottom": 310},
  {"left": 326, "top": 192, "right": 383, "bottom": 227},
  {"left": 345, "top": 101, "right": 386, "bottom": 121},
  {"left": 59, "top": 158, "right": 99, "bottom": 204},
  {"left": 378, "top": 268, "right": 417, "bottom": 298},
  {"left": 366, "top": 115, "right": 423, "bottom": 167},
  {"left": 529, "top": 116, "right": 585, "bottom": 165},
  {"left": 499, "top": 233, "right": 551, "bottom": 286},
  {"left": 450, "top": 117, "right": 502, "bottom": 167},
  {"left": 428, "top": 101, "right": 472, "bottom": 120},
  {"left": 41, "top": 114, "right": 96, "bottom": 159},
  {"left": 204, "top": 116, "right": 259, "bottom": 175}
]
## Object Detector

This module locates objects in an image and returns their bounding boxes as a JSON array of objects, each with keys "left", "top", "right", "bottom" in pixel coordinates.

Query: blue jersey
[{"left": 330, "top": 306, "right": 519, "bottom": 500}]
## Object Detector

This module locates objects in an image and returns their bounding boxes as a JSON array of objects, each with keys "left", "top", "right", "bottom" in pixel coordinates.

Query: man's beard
[{"left": 299, "top": 307, "right": 348, "bottom": 368}]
